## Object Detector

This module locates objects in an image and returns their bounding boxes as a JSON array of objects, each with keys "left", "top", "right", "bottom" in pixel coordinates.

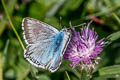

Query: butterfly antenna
[
  {"left": 73, "top": 22, "right": 86, "bottom": 28},
  {"left": 87, "top": 20, "right": 93, "bottom": 27},
  {"left": 69, "top": 21, "right": 75, "bottom": 31},
  {"left": 69, "top": 21, "right": 72, "bottom": 29}
]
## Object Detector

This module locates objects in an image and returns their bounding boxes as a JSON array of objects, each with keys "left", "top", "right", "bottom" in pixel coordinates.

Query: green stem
[
  {"left": 0, "top": 53, "right": 3, "bottom": 80},
  {"left": 1, "top": 0, "right": 25, "bottom": 50},
  {"left": 80, "top": 70, "right": 91, "bottom": 80},
  {"left": 65, "top": 71, "right": 71, "bottom": 80}
]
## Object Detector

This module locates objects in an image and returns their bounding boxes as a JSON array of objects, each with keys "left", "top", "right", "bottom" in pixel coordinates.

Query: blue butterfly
[{"left": 22, "top": 17, "right": 71, "bottom": 72}]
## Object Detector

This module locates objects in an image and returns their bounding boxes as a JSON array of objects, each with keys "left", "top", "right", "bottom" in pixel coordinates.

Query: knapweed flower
[{"left": 64, "top": 22, "right": 105, "bottom": 71}]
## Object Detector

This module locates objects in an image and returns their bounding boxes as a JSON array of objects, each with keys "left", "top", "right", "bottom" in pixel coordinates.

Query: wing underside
[
  {"left": 24, "top": 32, "right": 71, "bottom": 72},
  {"left": 22, "top": 17, "right": 71, "bottom": 72},
  {"left": 24, "top": 40, "right": 54, "bottom": 69},
  {"left": 22, "top": 17, "right": 59, "bottom": 44}
]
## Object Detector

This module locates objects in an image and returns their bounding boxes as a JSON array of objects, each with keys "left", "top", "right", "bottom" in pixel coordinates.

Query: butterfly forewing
[
  {"left": 22, "top": 17, "right": 59, "bottom": 44},
  {"left": 22, "top": 17, "right": 71, "bottom": 72}
]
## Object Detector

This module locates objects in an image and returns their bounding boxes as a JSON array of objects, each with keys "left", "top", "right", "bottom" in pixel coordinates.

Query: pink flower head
[{"left": 64, "top": 22, "right": 105, "bottom": 70}]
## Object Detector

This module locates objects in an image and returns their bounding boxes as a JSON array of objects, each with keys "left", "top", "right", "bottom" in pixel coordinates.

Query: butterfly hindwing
[
  {"left": 24, "top": 39, "right": 54, "bottom": 69},
  {"left": 22, "top": 17, "right": 71, "bottom": 72}
]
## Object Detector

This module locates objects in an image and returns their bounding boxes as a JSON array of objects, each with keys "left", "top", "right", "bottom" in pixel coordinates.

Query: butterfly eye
[
  {"left": 62, "top": 28, "right": 70, "bottom": 32},
  {"left": 67, "top": 28, "right": 71, "bottom": 32}
]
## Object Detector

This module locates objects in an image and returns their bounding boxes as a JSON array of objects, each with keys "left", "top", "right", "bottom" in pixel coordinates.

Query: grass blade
[{"left": 1, "top": 0, "right": 25, "bottom": 50}]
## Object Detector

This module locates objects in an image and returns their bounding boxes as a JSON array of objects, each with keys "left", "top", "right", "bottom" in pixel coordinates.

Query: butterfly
[{"left": 22, "top": 17, "right": 71, "bottom": 72}]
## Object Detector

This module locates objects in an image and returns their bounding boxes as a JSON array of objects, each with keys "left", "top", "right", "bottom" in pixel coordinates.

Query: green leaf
[
  {"left": 0, "top": 0, "right": 17, "bottom": 36},
  {"left": 4, "top": 69, "right": 15, "bottom": 79},
  {"left": 36, "top": 75, "right": 51, "bottom": 80},
  {"left": 0, "top": 53, "right": 3, "bottom": 80},
  {"left": 29, "top": 2, "right": 46, "bottom": 19},
  {"left": 44, "top": 17, "right": 59, "bottom": 29},
  {"left": 59, "top": 0, "right": 83, "bottom": 16},
  {"left": 99, "top": 65, "right": 120, "bottom": 76},
  {"left": 106, "top": 31, "right": 120, "bottom": 44},
  {"left": 30, "top": 65, "right": 39, "bottom": 79},
  {"left": 46, "top": 0, "right": 65, "bottom": 17},
  {"left": 93, "top": 74, "right": 120, "bottom": 80},
  {"left": 2, "top": 40, "right": 9, "bottom": 68},
  {"left": 36, "top": 0, "right": 57, "bottom": 8},
  {"left": 7, "top": 0, "right": 17, "bottom": 15},
  {"left": 0, "top": 19, "right": 7, "bottom": 36},
  {"left": 70, "top": 69, "right": 80, "bottom": 78},
  {"left": 14, "top": 58, "right": 30, "bottom": 80}
]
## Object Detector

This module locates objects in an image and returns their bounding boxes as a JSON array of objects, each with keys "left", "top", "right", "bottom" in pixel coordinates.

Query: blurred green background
[{"left": 0, "top": 0, "right": 120, "bottom": 80}]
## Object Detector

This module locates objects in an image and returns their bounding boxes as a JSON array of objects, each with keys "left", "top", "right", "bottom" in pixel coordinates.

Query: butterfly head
[{"left": 61, "top": 28, "right": 71, "bottom": 37}]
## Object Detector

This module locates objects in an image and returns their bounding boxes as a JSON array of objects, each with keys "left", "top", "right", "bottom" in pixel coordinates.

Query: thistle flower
[{"left": 64, "top": 22, "right": 105, "bottom": 71}]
